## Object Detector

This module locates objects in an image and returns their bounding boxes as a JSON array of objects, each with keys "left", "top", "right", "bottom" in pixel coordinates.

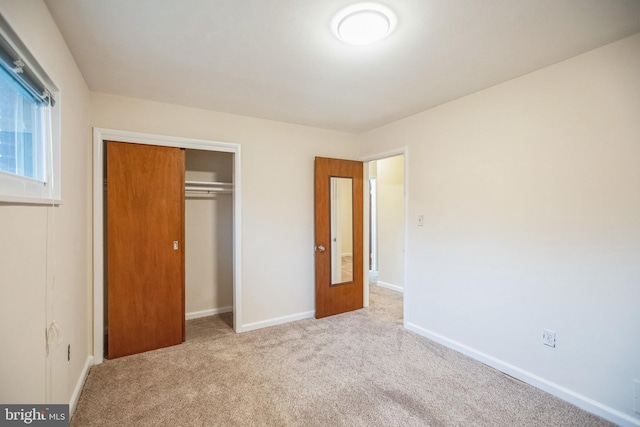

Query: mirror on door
[{"left": 330, "top": 176, "right": 353, "bottom": 285}]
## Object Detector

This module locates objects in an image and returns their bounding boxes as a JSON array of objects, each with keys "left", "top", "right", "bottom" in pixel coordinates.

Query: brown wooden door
[
  {"left": 107, "top": 141, "right": 185, "bottom": 359},
  {"left": 314, "top": 157, "right": 364, "bottom": 318}
]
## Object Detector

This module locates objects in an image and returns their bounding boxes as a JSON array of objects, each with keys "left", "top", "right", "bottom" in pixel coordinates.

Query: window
[
  {"left": 0, "top": 67, "right": 45, "bottom": 181},
  {"left": 0, "top": 13, "right": 60, "bottom": 203}
]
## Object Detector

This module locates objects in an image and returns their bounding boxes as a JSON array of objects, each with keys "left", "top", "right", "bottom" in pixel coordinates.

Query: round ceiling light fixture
[{"left": 332, "top": 3, "right": 397, "bottom": 46}]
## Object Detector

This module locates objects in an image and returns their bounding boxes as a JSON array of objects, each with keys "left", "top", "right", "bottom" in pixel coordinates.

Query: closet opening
[
  {"left": 93, "top": 128, "right": 242, "bottom": 364},
  {"left": 184, "top": 149, "right": 234, "bottom": 329},
  {"left": 102, "top": 146, "right": 235, "bottom": 359}
]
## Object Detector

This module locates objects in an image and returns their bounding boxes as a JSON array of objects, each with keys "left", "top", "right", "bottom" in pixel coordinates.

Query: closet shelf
[{"left": 185, "top": 180, "right": 232, "bottom": 187}]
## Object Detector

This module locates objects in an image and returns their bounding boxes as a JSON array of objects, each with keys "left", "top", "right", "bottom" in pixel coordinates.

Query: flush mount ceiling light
[{"left": 332, "top": 3, "right": 397, "bottom": 46}]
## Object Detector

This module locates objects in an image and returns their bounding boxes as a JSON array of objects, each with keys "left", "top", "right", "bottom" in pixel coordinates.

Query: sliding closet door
[{"left": 107, "top": 141, "right": 185, "bottom": 359}]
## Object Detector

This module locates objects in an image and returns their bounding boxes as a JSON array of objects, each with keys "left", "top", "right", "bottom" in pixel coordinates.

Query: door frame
[
  {"left": 359, "top": 147, "right": 408, "bottom": 327},
  {"left": 92, "top": 127, "right": 242, "bottom": 364}
]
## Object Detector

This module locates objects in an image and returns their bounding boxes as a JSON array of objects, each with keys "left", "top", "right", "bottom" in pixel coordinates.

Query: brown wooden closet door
[{"left": 107, "top": 141, "right": 185, "bottom": 359}]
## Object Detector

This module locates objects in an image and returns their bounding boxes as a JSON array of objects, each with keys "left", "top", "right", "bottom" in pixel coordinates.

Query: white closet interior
[{"left": 185, "top": 149, "right": 234, "bottom": 320}]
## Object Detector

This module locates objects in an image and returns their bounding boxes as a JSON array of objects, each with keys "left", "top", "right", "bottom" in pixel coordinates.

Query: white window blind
[{"left": 0, "top": 12, "right": 60, "bottom": 203}]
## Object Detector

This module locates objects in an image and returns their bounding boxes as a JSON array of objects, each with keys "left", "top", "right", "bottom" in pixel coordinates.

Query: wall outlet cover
[{"left": 542, "top": 329, "right": 556, "bottom": 348}]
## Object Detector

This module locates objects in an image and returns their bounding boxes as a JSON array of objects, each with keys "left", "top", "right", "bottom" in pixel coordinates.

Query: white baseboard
[
  {"left": 69, "top": 355, "right": 93, "bottom": 416},
  {"left": 241, "top": 310, "right": 315, "bottom": 333},
  {"left": 186, "top": 306, "right": 232, "bottom": 320},
  {"left": 376, "top": 281, "right": 404, "bottom": 293},
  {"left": 405, "top": 322, "right": 640, "bottom": 427}
]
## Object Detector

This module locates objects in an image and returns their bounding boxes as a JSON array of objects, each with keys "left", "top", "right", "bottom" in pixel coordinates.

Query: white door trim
[
  {"left": 92, "top": 127, "right": 243, "bottom": 364},
  {"left": 359, "top": 147, "right": 408, "bottom": 326}
]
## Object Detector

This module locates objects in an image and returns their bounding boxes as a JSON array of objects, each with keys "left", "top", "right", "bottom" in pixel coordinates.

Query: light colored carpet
[{"left": 72, "top": 285, "right": 612, "bottom": 426}]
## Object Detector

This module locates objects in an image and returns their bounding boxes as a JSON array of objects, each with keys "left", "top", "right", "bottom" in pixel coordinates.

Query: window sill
[{"left": 0, "top": 193, "right": 63, "bottom": 205}]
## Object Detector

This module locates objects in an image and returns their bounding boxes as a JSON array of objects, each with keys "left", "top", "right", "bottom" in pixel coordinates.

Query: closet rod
[
  {"left": 184, "top": 180, "right": 233, "bottom": 194},
  {"left": 103, "top": 181, "right": 233, "bottom": 192},
  {"left": 185, "top": 187, "right": 232, "bottom": 193}
]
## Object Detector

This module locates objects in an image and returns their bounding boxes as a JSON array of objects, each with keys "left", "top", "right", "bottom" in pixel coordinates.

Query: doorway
[
  {"left": 363, "top": 150, "right": 406, "bottom": 316},
  {"left": 93, "top": 128, "right": 242, "bottom": 364}
]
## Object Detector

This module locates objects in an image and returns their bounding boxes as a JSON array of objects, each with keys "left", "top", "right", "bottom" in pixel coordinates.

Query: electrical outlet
[
  {"left": 634, "top": 379, "right": 640, "bottom": 414},
  {"left": 542, "top": 329, "right": 556, "bottom": 348}
]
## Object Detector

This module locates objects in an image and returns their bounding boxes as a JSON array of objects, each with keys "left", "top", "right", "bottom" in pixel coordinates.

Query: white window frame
[{"left": 0, "top": 13, "right": 61, "bottom": 204}]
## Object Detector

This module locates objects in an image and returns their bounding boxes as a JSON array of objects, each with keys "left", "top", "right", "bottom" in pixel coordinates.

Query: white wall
[
  {"left": 90, "top": 92, "right": 359, "bottom": 327},
  {"left": 358, "top": 33, "right": 640, "bottom": 424},
  {"left": 375, "top": 155, "right": 405, "bottom": 290},
  {"left": 185, "top": 150, "right": 233, "bottom": 315},
  {"left": 0, "top": 0, "right": 91, "bottom": 406}
]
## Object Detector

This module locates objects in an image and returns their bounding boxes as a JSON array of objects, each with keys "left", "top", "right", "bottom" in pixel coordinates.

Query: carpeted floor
[{"left": 71, "top": 285, "right": 613, "bottom": 426}]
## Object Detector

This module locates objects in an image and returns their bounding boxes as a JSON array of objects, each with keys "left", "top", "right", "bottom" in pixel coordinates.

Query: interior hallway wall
[
  {"left": 357, "top": 33, "right": 640, "bottom": 424},
  {"left": 375, "top": 155, "right": 405, "bottom": 291}
]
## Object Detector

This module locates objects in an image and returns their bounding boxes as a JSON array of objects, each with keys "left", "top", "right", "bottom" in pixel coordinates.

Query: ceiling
[{"left": 44, "top": 0, "right": 640, "bottom": 133}]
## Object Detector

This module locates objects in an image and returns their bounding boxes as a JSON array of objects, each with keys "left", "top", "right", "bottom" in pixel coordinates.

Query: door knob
[{"left": 315, "top": 245, "right": 325, "bottom": 252}]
